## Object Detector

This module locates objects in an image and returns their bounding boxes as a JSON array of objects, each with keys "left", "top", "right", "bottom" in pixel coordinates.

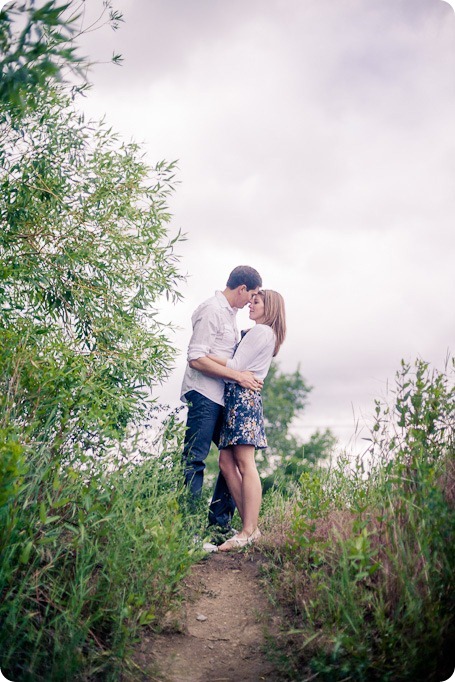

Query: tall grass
[
  {"left": 0, "top": 411, "right": 202, "bottom": 681},
  {"left": 260, "top": 358, "right": 454, "bottom": 681}
]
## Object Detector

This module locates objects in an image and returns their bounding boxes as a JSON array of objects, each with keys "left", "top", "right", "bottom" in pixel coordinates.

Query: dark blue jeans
[{"left": 183, "top": 390, "right": 235, "bottom": 527}]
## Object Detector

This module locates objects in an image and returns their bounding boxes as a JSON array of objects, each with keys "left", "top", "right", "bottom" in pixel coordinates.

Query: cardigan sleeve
[{"left": 226, "top": 325, "right": 275, "bottom": 374}]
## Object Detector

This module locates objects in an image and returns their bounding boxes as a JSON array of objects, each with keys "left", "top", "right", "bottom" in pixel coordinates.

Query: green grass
[{"left": 0, "top": 419, "right": 204, "bottom": 681}]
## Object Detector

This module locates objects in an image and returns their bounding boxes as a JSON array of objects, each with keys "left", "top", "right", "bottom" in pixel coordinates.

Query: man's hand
[{"left": 238, "top": 371, "right": 263, "bottom": 391}]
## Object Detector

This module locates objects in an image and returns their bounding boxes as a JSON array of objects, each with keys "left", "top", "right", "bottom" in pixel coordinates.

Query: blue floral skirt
[{"left": 219, "top": 383, "right": 267, "bottom": 449}]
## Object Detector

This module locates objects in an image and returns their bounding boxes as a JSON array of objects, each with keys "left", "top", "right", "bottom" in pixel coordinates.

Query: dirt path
[{"left": 133, "top": 550, "right": 283, "bottom": 681}]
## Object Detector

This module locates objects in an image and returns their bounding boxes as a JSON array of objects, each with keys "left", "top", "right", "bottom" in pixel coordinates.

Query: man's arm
[{"left": 189, "top": 356, "right": 262, "bottom": 390}]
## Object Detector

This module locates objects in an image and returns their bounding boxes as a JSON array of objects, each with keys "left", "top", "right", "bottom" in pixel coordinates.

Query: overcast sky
[{"left": 76, "top": 0, "right": 455, "bottom": 453}]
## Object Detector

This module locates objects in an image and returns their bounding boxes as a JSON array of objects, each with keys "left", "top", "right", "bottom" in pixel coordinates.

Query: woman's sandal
[{"left": 218, "top": 528, "right": 261, "bottom": 552}]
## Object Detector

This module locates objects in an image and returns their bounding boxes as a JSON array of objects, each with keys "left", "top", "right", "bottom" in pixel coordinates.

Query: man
[{"left": 181, "top": 265, "right": 263, "bottom": 530}]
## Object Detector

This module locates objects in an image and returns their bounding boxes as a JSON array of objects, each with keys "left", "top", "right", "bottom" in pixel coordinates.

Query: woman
[{"left": 206, "top": 289, "right": 286, "bottom": 551}]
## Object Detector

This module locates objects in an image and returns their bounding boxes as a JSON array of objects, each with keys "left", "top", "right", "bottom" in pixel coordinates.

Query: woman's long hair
[{"left": 257, "top": 289, "right": 286, "bottom": 356}]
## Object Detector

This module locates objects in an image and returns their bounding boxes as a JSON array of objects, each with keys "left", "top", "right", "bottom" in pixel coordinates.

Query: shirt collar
[{"left": 215, "top": 290, "right": 237, "bottom": 315}]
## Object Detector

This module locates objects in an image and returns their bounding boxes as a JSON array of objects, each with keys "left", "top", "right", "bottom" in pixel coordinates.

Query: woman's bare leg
[
  {"left": 232, "top": 444, "right": 262, "bottom": 536},
  {"left": 218, "top": 446, "right": 261, "bottom": 531},
  {"left": 218, "top": 444, "right": 262, "bottom": 551},
  {"left": 219, "top": 448, "right": 244, "bottom": 520}
]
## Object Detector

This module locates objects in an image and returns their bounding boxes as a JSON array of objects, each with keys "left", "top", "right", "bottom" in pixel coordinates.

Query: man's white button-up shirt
[{"left": 180, "top": 291, "right": 239, "bottom": 406}]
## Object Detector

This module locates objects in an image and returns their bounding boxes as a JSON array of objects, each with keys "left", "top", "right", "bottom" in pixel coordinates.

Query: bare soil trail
[{"left": 132, "top": 550, "right": 284, "bottom": 681}]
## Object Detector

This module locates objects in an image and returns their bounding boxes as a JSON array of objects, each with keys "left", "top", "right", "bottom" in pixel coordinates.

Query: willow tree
[{"left": 0, "top": 1, "right": 184, "bottom": 454}]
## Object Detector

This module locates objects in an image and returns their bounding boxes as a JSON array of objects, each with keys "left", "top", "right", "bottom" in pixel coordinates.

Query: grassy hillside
[{"left": 260, "top": 358, "right": 454, "bottom": 681}]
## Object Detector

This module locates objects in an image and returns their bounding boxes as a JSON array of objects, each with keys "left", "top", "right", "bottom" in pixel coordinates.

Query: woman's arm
[
  {"left": 188, "top": 355, "right": 261, "bottom": 389},
  {"left": 226, "top": 325, "right": 274, "bottom": 372}
]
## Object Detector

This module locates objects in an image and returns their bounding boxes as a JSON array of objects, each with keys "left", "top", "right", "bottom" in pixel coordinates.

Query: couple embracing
[{"left": 180, "top": 265, "right": 286, "bottom": 551}]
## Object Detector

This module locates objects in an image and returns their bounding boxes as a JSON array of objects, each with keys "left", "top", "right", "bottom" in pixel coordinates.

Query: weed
[{"left": 260, "top": 358, "right": 454, "bottom": 681}]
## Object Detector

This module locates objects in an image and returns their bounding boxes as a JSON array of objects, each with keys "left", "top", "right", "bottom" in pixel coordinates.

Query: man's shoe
[{"left": 202, "top": 542, "right": 218, "bottom": 553}]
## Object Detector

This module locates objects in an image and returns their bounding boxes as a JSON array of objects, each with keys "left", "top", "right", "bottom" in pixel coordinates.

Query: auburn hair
[{"left": 257, "top": 289, "right": 286, "bottom": 356}]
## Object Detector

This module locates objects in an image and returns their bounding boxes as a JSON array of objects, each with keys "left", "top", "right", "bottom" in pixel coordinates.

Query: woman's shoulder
[
  {"left": 256, "top": 323, "right": 275, "bottom": 333},
  {"left": 249, "top": 324, "right": 275, "bottom": 340}
]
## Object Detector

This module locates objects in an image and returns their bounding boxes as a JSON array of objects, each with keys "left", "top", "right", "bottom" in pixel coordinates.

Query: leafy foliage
[
  {"left": 1, "top": 27, "right": 184, "bottom": 451},
  {"left": 0, "top": 0, "right": 123, "bottom": 110}
]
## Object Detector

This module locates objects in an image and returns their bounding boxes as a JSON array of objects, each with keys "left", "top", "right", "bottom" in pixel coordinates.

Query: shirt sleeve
[
  {"left": 187, "top": 305, "right": 222, "bottom": 361},
  {"left": 226, "top": 325, "right": 274, "bottom": 371}
]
